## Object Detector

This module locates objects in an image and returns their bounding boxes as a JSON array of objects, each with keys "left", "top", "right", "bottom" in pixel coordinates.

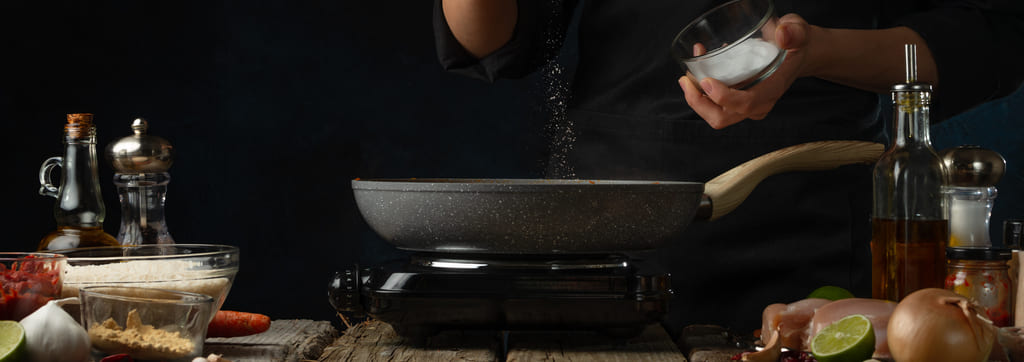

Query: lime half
[
  {"left": 808, "top": 285, "right": 855, "bottom": 301},
  {"left": 811, "top": 314, "right": 875, "bottom": 362},
  {"left": 0, "top": 321, "right": 26, "bottom": 362}
]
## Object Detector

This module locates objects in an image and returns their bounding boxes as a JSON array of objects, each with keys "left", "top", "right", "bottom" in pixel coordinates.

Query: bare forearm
[
  {"left": 442, "top": 0, "right": 518, "bottom": 59},
  {"left": 803, "top": 26, "right": 938, "bottom": 93}
]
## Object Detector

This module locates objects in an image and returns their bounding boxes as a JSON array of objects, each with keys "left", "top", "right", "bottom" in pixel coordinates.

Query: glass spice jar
[{"left": 946, "top": 247, "right": 1014, "bottom": 327}]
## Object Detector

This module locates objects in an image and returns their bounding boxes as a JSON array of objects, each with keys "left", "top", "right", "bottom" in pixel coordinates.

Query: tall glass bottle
[
  {"left": 38, "top": 113, "right": 120, "bottom": 250},
  {"left": 870, "top": 45, "right": 949, "bottom": 301}
]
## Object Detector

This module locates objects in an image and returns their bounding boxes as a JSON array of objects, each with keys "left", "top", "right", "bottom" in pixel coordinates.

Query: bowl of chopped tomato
[{"left": 0, "top": 252, "right": 66, "bottom": 320}]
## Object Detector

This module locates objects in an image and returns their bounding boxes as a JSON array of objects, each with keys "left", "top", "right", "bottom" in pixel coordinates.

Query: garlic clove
[{"left": 19, "top": 299, "right": 91, "bottom": 362}]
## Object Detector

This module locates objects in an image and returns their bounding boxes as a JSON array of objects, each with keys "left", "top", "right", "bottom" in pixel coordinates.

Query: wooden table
[
  {"left": 318, "top": 320, "right": 686, "bottom": 362},
  {"left": 205, "top": 320, "right": 747, "bottom": 362}
]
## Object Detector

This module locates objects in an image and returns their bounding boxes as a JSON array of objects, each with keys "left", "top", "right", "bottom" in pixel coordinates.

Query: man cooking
[{"left": 433, "top": 0, "right": 1024, "bottom": 336}]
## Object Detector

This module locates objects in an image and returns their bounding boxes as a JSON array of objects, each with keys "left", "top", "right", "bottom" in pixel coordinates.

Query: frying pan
[{"left": 353, "top": 141, "right": 884, "bottom": 254}]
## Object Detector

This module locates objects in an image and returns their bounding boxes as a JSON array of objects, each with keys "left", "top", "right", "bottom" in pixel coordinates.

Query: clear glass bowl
[
  {"left": 53, "top": 244, "right": 238, "bottom": 320},
  {"left": 670, "top": 0, "right": 785, "bottom": 88},
  {"left": 0, "top": 252, "right": 65, "bottom": 320},
  {"left": 80, "top": 286, "right": 214, "bottom": 361}
]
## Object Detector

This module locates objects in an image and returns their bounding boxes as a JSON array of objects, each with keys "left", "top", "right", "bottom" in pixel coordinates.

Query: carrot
[{"left": 206, "top": 310, "right": 272, "bottom": 338}]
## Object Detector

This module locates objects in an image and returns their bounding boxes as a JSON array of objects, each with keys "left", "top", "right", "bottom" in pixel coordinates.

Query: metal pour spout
[{"left": 905, "top": 44, "right": 917, "bottom": 83}]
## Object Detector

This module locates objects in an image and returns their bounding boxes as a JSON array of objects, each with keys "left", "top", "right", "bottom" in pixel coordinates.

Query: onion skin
[{"left": 887, "top": 288, "right": 996, "bottom": 362}]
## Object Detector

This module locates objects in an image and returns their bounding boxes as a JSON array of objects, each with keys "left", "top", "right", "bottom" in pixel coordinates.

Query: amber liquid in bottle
[
  {"left": 39, "top": 226, "right": 119, "bottom": 250},
  {"left": 871, "top": 218, "right": 948, "bottom": 300}
]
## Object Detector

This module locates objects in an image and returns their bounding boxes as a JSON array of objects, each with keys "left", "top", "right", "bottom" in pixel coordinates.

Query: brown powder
[{"left": 88, "top": 309, "right": 195, "bottom": 360}]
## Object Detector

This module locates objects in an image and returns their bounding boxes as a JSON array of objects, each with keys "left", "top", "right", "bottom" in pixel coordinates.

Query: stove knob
[{"left": 328, "top": 267, "right": 364, "bottom": 317}]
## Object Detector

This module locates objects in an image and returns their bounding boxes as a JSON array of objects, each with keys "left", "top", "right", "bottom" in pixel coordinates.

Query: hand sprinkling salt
[{"left": 687, "top": 38, "right": 781, "bottom": 86}]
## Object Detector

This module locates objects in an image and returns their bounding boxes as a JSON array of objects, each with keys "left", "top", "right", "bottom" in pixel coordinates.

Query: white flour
[{"left": 62, "top": 260, "right": 233, "bottom": 309}]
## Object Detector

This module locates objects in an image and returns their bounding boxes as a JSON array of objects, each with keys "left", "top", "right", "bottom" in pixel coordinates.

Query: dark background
[{"left": 3, "top": 1, "right": 1022, "bottom": 328}]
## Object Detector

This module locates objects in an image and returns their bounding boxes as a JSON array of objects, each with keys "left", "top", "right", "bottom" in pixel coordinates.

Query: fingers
[
  {"left": 678, "top": 76, "right": 748, "bottom": 129},
  {"left": 776, "top": 14, "right": 809, "bottom": 49},
  {"left": 693, "top": 43, "right": 707, "bottom": 56}
]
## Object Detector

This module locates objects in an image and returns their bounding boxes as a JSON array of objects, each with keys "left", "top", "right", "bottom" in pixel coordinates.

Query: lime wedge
[
  {"left": 808, "top": 285, "right": 855, "bottom": 301},
  {"left": 811, "top": 314, "right": 875, "bottom": 362},
  {"left": 0, "top": 321, "right": 26, "bottom": 362}
]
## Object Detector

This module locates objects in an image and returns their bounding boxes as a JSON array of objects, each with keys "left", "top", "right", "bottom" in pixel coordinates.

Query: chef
[{"left": 433, "top": 0, "right": 1024, "bottom": 336}]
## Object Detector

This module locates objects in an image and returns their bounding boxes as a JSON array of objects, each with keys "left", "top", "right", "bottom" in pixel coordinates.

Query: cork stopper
[{"left": 65, "top": 113, "right": 95, "bottom": 139}]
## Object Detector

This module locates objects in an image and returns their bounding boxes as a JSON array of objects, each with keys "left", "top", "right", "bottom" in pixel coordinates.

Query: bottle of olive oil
[
  {"left": 870, "top": 45, "right": 948, "bottom": 301},
  {"left": 38, "top": 113, "right": 119, "bottom": 250}
]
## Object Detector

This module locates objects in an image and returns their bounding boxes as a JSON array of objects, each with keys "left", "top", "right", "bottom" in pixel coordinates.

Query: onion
[{"left": 887, "top": 288, "right": 996, "bottom": 362}]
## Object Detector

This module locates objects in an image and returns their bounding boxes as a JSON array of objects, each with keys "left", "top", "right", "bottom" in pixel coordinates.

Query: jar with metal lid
[
  {"left": 105, "top": 118, "right": 175, "bottom": 245},
  {"left": 940, "top": 145, "right": 1006, "bottom": 248},
  {"left": 945, "top": 247, "right": 1014, "bottom": 326}
]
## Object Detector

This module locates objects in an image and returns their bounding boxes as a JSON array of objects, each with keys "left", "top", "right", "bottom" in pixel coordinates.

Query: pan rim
[{"left": 351, "top": 178, "right": 704, "bottom": 192}]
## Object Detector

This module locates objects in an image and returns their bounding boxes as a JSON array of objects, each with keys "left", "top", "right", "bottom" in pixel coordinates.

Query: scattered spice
[{"left": 88, "top": 309, "right": 195, "bottom": 360}]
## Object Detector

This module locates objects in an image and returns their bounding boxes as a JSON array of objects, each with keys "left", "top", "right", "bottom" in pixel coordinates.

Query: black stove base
[{"left": 330, "top": 253, "right": 672, "bottom": 342}]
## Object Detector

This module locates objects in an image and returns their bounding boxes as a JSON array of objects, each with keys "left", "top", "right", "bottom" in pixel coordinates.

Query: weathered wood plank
[
  {"left": 317, "top": 320, "right": 500, "bottom": 362},
  {"left": 676, "top": 324, "right": 752, "bottom": 362},
  {"left": 505, "top": 325, "right": 687, "bottom": 362},
  {"left": 688, "top": 349, "right": 746, "bottom": 362},
  {"left": 204, "top": 319, "right": 338, "bottom": 362}
]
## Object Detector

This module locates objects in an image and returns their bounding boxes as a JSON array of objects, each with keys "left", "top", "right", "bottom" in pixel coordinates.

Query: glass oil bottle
[
  {"left": 37, "top": 113, "right": 120, "bottom": 250},
  {"left": 870, "top": 44, "right": 949, "bottom": 301}
]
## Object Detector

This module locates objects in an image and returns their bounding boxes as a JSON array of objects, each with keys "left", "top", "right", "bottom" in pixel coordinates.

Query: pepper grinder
[
  {"left": 940, "top": 145, "right": 1006, "bottom": 248},
  {"left": 105, "top": 118, "right": 176, "bottom": 245}
]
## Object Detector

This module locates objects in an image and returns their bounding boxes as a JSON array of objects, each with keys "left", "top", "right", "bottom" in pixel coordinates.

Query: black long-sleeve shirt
[{"left": 433, "top": 0, "right": 1024, "bottom": 334}]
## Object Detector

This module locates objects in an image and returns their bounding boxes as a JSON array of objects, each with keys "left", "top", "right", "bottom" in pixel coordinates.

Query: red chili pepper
[{"left": 101, "top": 353, "right": 134, "bottom": 362}]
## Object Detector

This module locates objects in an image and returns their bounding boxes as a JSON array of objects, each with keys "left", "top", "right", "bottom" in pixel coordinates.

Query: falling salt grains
[
  {"left": 688, "top": 38, "right": 780, "bottom": 86},
  {"left": 542, "top": 61, "right": 575, "bottom": 179},
  {"left": 536, "top": 0, "right": 576, "bottom": 179}
]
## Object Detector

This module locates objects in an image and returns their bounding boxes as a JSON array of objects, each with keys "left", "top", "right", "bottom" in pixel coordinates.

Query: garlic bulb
[{"left": 19, "top": 297, "right": 90, "bottom": 362}]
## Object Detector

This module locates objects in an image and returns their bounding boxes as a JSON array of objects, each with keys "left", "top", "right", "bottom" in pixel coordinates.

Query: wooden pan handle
[{"left": 701, "top": 141, "right": 884, "bottom": 221}]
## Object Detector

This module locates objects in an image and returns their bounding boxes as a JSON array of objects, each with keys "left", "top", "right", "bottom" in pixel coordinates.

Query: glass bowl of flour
[
  {"left": 55, "top": 244, "right": 238, "bottom": 323},
  {"left": 671, "top": 0, "right": 785, "bottom": 89}
]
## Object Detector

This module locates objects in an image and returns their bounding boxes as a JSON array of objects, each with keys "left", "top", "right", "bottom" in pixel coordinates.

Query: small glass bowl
[
  {"left": 0, "top": 252, "right": 65, "bottom": 320},
  {"left": 671, "top": 0, "right": 785, "bottom": 89},
  {"left": 80, "top": 286, "right": 214, "bottom": 362}
]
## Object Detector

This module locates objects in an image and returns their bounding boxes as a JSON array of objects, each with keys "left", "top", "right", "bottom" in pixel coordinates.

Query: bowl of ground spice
[
  {"left": 80, "top": 286, "right": 214, "bottom": 361},
  {"left": 54, "top": 244, "right": 238, "bottom": 322}
]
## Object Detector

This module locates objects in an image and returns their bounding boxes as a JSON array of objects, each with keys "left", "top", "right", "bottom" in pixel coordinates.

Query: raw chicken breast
[
  {"left": 807, "top": 298, "right": 897, "bottom": 359},
  {"left": 760, "top": 298, "right": 831, "bottom": 350}
]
